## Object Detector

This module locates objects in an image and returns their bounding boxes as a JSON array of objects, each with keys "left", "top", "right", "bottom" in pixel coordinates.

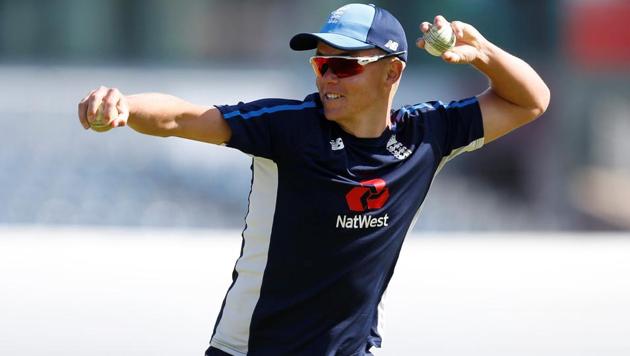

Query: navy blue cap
[{"left": 290, "top": 3, "right": 408, "bottom": 62}]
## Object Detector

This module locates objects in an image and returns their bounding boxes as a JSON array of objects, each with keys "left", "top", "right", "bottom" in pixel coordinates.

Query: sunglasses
[{"left": 309, "top": 51, "right": 406, "bottom": 78}]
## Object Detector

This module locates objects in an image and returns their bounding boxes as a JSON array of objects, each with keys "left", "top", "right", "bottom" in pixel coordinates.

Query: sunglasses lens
[
  {"left": 328, "top": 58, "right": 364, "bottom": 78},
  {"left": 311, "top": 57, "right": 364, "bottom": 78},
  {"left": 311, "top": 57, "right": 329, "bottom": 76}
]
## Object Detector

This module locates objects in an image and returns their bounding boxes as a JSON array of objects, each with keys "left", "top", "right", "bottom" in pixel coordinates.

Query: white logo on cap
[
  {"left": 384, "top": 40, "right": 399, "bottom": 51},
  {"left": 328, "top": 8, "right": 345, "bottom": 24}
]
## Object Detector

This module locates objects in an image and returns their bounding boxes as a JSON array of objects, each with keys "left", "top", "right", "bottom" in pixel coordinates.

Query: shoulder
[
  {"left": 218, "top": 93, "right": 322, "bottom": 120},
  {"left": 395, "top": 97, "right": 479, "bottom": 117},
  {"left": 390, "top": 101, "right": 437, "bottom": 130},
  {"left": 393, "top": 97, "right": 481, "bottom": 127},
  {"left": 391, "top": 101, "right": 444, "bottom": 127}
]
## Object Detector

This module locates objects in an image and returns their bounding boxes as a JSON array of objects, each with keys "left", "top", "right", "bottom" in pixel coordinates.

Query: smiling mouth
[{"left": 324, "top": 93, "right": 344, "bottom": 101}]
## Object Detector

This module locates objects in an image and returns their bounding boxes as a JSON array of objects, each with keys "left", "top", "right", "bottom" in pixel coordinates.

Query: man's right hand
[{"left": 78, "top": 86, "right": 129, "bottom": 131}]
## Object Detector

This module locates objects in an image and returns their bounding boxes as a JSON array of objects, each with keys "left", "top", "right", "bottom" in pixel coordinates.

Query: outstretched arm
[
  {"left": 77, "top": 87, "right": 231, "bottom": 145},
  {"left": 417, "top": 16, "right": 550, "bottom": 144}
]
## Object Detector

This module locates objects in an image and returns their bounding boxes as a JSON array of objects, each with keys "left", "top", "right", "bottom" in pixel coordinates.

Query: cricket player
[{"left": 77, "top": 4, "right": 549, "bottom": 356}]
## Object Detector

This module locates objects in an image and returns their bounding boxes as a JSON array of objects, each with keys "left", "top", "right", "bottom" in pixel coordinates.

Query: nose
[
  {"left": 320, "top": 63, "right": 329, "bottom": 76},
  {"left": 321, "top": 65, "right": 339, "bottom": 83}
]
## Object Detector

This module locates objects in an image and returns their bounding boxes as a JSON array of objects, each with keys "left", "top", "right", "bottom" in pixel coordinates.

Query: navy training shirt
[{"left": 209, "top": 93, "right": 484, "bottom": 356}]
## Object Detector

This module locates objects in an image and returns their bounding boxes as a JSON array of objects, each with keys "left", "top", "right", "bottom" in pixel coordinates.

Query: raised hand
[{"left": 416, "top": 15, "right": 489, "bottom": 65}]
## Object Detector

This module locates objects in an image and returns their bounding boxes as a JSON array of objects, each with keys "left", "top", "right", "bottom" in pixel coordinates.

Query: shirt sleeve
[
  {"left": 417, "top": 96, "right": 485, "bottom": 162},
  {"left": 216, "top": 97, "right": 318, "bottom": 160}
]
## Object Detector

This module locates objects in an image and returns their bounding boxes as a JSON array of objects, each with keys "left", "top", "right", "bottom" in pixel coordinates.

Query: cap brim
[{"left": 290, "top": 33, "right": 375, "bottom": 51}]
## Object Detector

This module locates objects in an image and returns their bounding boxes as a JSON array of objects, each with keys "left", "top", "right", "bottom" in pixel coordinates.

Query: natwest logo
[
  {"left": 345, "top": 178, "right": 390, "bottom": 212},
  {"left": 336, "top": 178, "right": 391, "bottom": 230},
  {"left": 336, "top": 214, "right": 389, "bottom": 229}
]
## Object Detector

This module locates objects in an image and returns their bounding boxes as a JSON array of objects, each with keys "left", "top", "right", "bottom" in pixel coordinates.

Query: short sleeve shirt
[{"left": 209, "top": 93, "right": 484, "bottom": 356}]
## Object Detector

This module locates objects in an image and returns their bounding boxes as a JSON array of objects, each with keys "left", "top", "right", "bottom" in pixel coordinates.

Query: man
[{"left": 78, "top": 4, "right": 549, "bottom": 356}]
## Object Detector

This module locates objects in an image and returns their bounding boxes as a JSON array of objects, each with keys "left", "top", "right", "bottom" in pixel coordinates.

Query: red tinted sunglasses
[{"left": 309, "top": 51, "right": 406, "bottom": 78}]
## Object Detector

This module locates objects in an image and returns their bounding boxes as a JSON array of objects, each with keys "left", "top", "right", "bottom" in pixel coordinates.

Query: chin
[{"left": 323, "top": 107, "right": 345, "bottom": 122}]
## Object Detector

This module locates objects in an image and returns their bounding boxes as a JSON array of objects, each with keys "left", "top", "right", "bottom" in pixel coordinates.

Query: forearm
[
  {"left": 472, "top": 41, "right": 550, "bottom": 116},
  {"left": 126, "top": 93, "right": 209, "bottom": 137}
]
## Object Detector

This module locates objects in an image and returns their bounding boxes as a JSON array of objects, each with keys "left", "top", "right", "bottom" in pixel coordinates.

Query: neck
[
  {"left": 336, "top": 113, "right": 390, "bottom": 138},
  {"left": 336, "top": 101, "right": 393, "bottom": 138}
]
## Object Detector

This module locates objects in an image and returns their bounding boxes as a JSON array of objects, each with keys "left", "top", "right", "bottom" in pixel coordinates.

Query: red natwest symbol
[{"left": 345, "top": 178, "right": 390, "bottom": 212}]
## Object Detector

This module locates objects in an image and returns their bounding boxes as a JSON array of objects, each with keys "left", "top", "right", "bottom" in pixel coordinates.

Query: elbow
[
  {"left": 539, "top": 83, "right": 551, "bottom": 114},
  {"left": 539, "top": 84, "right": 551, "bottom": 114},
  {"left": 530, "top": 84, "right": 551, "bottom": 121}
]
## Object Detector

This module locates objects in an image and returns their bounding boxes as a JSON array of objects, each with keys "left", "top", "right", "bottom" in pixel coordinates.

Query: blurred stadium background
[
  {"left": 1, "top": 0, "right": 629, "bottom": 355},
  {"left": 1, "top": 0, "right": 629, "bottom": 230}
]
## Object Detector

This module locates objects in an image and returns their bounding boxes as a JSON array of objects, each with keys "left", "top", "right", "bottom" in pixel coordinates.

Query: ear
[{"left": 385, "top": 60, "right": 404, "bottom": 85}]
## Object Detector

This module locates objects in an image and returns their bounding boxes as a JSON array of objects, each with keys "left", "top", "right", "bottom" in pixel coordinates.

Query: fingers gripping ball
[
  {"left": 90, "top": 105, "right": 111, "bottom": 132},
  {"left": 423, "top": 24, "right": 456, "bottom": 57}
]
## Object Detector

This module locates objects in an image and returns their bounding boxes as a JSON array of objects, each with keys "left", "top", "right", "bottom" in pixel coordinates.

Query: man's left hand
[{"left": 416, "top": 15, "right": 489, "bottom": 65}]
